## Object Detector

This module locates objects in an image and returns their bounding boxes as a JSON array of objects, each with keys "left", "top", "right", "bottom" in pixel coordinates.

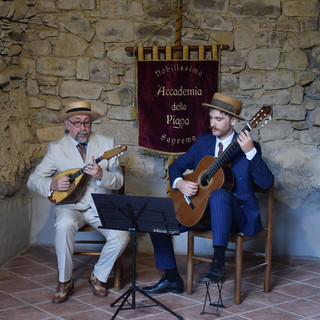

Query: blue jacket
[{"left": 169, "top": 133, "right": 273, "bottom": 237}]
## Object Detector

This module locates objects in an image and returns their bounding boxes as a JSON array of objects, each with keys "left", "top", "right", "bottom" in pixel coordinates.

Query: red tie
[
  {"left": 78, "top": 143, "right": 86, "bottom": 162},
  {"left": 218, "top": 142, "right": 223, "bottom": 157}
]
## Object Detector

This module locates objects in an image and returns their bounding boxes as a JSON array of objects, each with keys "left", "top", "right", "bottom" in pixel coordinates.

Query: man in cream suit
[{"left": 28, "top": 101, "right": 130, "bottom": 304}]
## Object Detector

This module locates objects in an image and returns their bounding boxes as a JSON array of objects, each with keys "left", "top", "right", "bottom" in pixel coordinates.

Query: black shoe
[
  {"left": 201, "top": 260, "right": 225, "bottom": 283},
  {"left": 141, "top": 276, "right": 184, "bottom": 294}
]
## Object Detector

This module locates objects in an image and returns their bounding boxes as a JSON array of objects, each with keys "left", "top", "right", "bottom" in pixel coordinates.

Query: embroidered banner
[{"left": 137, "top": 59, "right": 218, "bottom": 154}]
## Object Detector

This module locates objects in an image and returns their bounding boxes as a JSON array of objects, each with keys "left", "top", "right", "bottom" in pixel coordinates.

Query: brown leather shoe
[
  {"left": 89, "top": 273, "right": 107, "bottom": 297},
  {"left": 52, "top": 279, "right": 74, "bottom": 304}
]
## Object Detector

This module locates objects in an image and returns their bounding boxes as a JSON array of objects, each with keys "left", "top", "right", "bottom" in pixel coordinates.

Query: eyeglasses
[{"left": 68, "top": 119, "right": 92, "bottom": 128}]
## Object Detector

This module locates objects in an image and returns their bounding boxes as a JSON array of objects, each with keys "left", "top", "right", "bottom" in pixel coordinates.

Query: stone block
[
  {"left": 90, "top": 60, "right": 109, "bottom": 83},
  {"left": 203, "top": 14, "right": 233, "bottom": 31},
  {"left": 248, "top": 48, "right": 280, "bottom": 70},
  {"left": 60, "top": 80, "right": 102, "bottom": 99},
  {"left": 107, "top": 106, "right": 131, "bottom": 121},
  {"left": 288, "top": 31, "right": 320, "bottom": 49},
  {"left": 27, "top": 40, "right": 52, "bottom": 56},
  {"left": 256, "top": 89, "right": 291, "bottom": 105},
  {"left": 309, "top": 108, "right": 320, "bottom": 127},
  {"left": 47, "top": 98, "right": 62, "bottom": 111},
  {"left": 220, "top": 75, "right": 239, "bottom": 93},
  {"left": 239, "top": 71, "right": 263, "bottom": 90},
  {"left": 37, "top": 57, "right": 76, "bottom": 77},
  {"left": 143, "top": 0, "right": 176, "bottom": 18},
  {"left": 77, "top": 57, "right": 90, "bottom": 80},
  {"left": 58, "top": 12, "right": 90, "bottom": 35},
  {"left": 96, "top": 19, "right": 134, "bottom": 43},
  {"left": 58, "top": 0, "right": 80, "bottom": 10},
  {"left": 191, "top": 0, "right": 228, "bottom": 12},
  {"left": 295, "top": 71, "right": 315, "bottom": 86},
  {"left": 27, "top": 79, "right": 39, "bottom": 97},
  {"left": 29, "top": 97, "right": 46, "bottom": 109},
  {"left": 91, "top": 41, "right": 105, "bottom": 59},
  {"left": 305, "top": 79, "right": 320, "bottom": 100},
  {"left": 260, "top": 120, "right": 293, "bottom": 142},
  {"left": 282, "top": 0, "right": 318, "bottom": 17},
  {"left": 221, "top": 51, "right": 245, "bottom": 67},
  {"left": 36, "top": 126, "right": 65, "bottom": 142},
  {"left": 81, "top": 0, "right": 96, "bottom": 10},
  {"left": 229, "top": 0, "right": 281, "bottom": 18},
  {"left": 107, "top": 47, "right": 134, "bottom": 65},
  {"left": 310, "top": 46, "right": 320, "bottom": 68},
  {"left": 275, "top": 21, "right": 300, "bottom": 32},
  {"left": 39, "top": 28, "right": 59, "bottom": 40},
  {"left": 290, "top": 87, "right": 304, "bottom": 105},
  {"left": 53, "top": 33, "right": 88, "bottom": 57},
  {"left": 300, "top": 18, "right": 319, "bottom": 31},
  {"left": 268, "top": 31, "right": 286, "bottom": 48},
  {"left": 285, "top": 49, "right": 308, "bottom": 70},
  {"left": 234, "top": 25, "right": 256, "bottom": 50},
  {"left": 263, "top": 70, "right": 295, "bottom": 90},
  {"left": 273, "top": 104, "right": 306, "bottom": 121},
  {"left": 96, "top": 119, "right": 137, "bottom": 146}
]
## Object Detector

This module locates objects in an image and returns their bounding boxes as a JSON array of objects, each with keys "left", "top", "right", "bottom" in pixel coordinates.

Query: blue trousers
[{"left": 149, "top": 189, "right": 247, "bottom": 270}]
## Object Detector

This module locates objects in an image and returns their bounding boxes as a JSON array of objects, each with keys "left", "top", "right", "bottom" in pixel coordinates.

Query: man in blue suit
[{"left": 142, "top": 93, "right": 273, "bottom": 294}]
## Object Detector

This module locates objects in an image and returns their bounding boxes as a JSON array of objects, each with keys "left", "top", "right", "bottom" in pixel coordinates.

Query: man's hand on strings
[
  {"left": 51, "top": 176, "right": 70, "bottom": 191},
  {"left": 84, "top": 156, "right": 103, "bottom": 180},
  {"left": 176, "top": 180, "right": 199, "bottom": 197},
  {"left": 237, "top": 130, "right": 254, "bottom": 153}
]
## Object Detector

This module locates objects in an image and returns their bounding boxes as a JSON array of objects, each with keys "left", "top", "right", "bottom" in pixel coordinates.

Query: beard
[{"left": 76, "top": 130, "right": 89, "bottom": 144}]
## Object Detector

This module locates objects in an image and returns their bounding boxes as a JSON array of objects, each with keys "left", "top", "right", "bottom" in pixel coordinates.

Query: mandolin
[
  {"left": 170, "top": 106, "right": 272, "bottom": 229},
  {"left": 48, "top": 145, "right": 127, "bottom": 205}
]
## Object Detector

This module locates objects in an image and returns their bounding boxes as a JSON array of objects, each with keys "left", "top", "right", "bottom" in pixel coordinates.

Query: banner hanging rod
[{"left": 125, "top": 44, "right": 229, "bottom": 54}]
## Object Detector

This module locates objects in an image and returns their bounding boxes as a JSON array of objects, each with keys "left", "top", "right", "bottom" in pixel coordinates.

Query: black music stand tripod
[{"left": 92, "top": 194, "right": 183, "bottom": 320}]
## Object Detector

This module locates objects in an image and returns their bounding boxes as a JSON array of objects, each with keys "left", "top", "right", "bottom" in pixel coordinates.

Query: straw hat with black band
[
  {"left": 57, "top": 101, "right": 101, "bottom": 122},
  {"left": 202, "top": 92, "right": 245, "bottom": 121}
]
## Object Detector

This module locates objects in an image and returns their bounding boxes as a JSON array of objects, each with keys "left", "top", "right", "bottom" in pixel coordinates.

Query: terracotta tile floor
[{"left": 1, "top": 245, "right": 320, "bottom": 320}]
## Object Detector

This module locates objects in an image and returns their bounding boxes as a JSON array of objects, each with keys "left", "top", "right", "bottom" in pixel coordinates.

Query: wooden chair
[
  {"left": 187, "top": 176, "right": 274, "bottom": 304},
  {"left": 73, "top": 165, "right": 126, "bottom": 290}
]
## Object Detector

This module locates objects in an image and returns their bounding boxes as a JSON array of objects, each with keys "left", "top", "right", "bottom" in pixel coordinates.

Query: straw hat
[
  {"left": 57, "top": 101, "right": 101, "bottom": 122},
  {"left": 202, "top": 92, "right": 244, "bottom": 120}
]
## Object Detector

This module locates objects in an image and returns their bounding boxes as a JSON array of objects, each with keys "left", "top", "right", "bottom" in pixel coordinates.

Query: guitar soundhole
[{"left": 200, "top": 174, "right": 210, "bottom": 187}]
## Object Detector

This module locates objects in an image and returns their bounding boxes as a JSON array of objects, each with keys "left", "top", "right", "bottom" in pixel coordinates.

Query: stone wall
[{"left": 1, "top": 0, "right": 320, "bottom": 265}]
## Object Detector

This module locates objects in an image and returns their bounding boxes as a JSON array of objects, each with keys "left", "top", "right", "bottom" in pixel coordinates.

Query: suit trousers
[
  {"left": 150, "top": 189, "right": 246, "bottom": 270},
  {"left": 54, "top": 205, "right": 130, "bottom": 283}
]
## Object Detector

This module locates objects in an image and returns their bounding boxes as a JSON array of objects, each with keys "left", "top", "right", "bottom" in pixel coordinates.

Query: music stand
[{"left": 92, "top": 193, "right": 183, "bottom": 320}]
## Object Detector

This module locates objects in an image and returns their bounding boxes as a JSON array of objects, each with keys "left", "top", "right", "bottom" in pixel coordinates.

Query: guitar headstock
[
  {"left": 248, "top": 106, "right": 272, "bottom": 130},
  {"left": 101, "top": 145, "right": 127, "bottom": 160}
]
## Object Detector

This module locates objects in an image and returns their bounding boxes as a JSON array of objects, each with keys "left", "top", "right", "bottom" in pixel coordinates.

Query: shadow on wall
[
  {"left": 29, "top": 196, "right": 55, "bottom": 245},
  {"left": 272, "top": 190, "right": 320, "bottom": 257}
]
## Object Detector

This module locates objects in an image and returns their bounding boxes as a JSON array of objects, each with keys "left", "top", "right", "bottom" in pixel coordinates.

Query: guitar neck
[
  {"left": 69, "top": 157, "right": 102, "bottom": 183},
  {"left": 203, "top": 124, "right": 251, "bottom": 182}
]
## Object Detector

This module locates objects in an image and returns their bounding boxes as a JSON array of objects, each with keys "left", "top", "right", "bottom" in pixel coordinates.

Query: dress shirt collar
[{"left": 215, "top": 132, "right": 235, "bottom": 157}]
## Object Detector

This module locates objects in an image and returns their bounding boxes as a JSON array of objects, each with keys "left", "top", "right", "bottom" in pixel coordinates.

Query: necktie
[
  {"left": 78, "top": 143, "right": 86, "bottom": 162},
  {"left": 218, "top": 142, "right": 223, "bottom": 157}
]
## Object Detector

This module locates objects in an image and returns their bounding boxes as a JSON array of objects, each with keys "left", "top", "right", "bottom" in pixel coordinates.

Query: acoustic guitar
[
  {"left": 170, "top": 106, "right": 272, "bottom": 229},
  {"left": 48, "top": 145, "right": 127, "bottom": 205}
]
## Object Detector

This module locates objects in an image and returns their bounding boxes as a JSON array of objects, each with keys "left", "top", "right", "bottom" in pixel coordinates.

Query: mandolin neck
[{"left": 69, "top": 157, "right": 102, "bottom": 183}]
